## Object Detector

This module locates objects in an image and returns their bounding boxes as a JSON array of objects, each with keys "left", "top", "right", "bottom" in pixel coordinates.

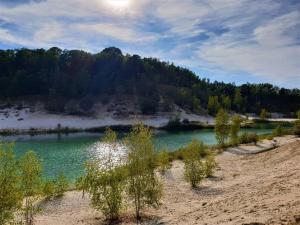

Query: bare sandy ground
[{"left": 35, "top": 136, "right": 300, "bottom": 225}]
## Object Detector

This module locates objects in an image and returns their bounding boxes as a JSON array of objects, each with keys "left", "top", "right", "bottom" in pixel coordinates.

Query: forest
[{"left": 0, "top": 47, "right": 299, "bottom": 115}]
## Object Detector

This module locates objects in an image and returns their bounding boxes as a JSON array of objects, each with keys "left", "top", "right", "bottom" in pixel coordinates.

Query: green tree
[
  {"left": 294, "top": 120, "right": 300, "bottom": 136},
  {"left": 204, "top": 151, "right": 217, "bottom": 178},
  {"left": 19, "top": 151, "right": 43, "bottom": 225},
  {"left": 230, "top": 115, "right": 241, "bottom": 145},
  {"left": 157, "top": 150, "right": 171, "bottom": 175},
  {"left": 215, "top": 108, "right": 230, "bottom": 147},
  {"left": 207, "top": 96, "right": 220, "bottom": 115},
  {"left": 54, "top": 172, "right": 68, "bottom": 197},
  {"left": 125, "top": 124, "right": 162, "bottom": 220},
  {"left": 221, "top": 95, "right": 231, "bottom": 110},
  {"left": 78, "top": 129, "right": 126, "bottom": 221},
  {"left": 183, "top": 140, "right": 206, "bottom": 188},
  {"left": 260, "top": 108, "right": 268, "bottom": 120},
  {"left": 234, "top": 89, "right": 243, "bottom": 112},
  {"left": 43, "top": 180, "right": 55, "bottom": 200},
  {"left": 0, "top": 143, "right": 22, "bottom": 224},
  {"left": 297, "top": 110, "right": 300, "bottom": 119}
]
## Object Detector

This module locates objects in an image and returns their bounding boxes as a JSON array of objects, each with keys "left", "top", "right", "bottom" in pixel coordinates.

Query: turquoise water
[{"left": 1, "top": 128, "right": 273, "bottom": 181}]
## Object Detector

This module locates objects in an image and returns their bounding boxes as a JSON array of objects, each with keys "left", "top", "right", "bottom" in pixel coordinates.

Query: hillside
[{"left": 0, "top": 47, "right": 299, "bottom": 118}]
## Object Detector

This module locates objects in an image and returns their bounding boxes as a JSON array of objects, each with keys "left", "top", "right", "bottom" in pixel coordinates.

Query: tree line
[{"left": 0, "top": 47, "right": 299, "bottom": 115}]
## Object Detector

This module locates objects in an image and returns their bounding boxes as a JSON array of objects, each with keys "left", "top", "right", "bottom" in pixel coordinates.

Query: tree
[
  {"left": 294, "top": 120, "right": 300, "bottom": 136},
  {"left": 19, "top": 151, "right": 43, "bottom": 225},
  {"left": 183, "top": 140, "right": 206, "bottom": 188},
  {"left": 260, "top": 108, "right": 268, "bottom": 120},
  {"left": 215, "top": 108, "right": 230, "bottom": 147},
  {"left": 297, "top": 110, "right": 300, "bottom": 119},
  {"left": 221, "top": 95, "right": 231, "bottom": 110},
  {"left": 207, "top": 96, "right": 220, "bottom": 115},
  {"left": 54, "top": 172, "right": 68, "bottom": 197},
  {"left": 0, "top": 143, "right": 22, "bottom": 224},
  {"left": 125, "top": 124, "right": 162, "bottom": 220},
  {"left": 234, "top": 89, "right": 243, "bottom": 112},
  {"left": 230, "top": 115, "right": 241, "bottom": 145},
  {"left": 157, "top": 150, "right": 171, "bottom": 175},
  {"left": 78, "top": 129, "right": 126, "bottom": 222},
  {"left": 204, "top": 151, "right": 217, "bottom": 178}
]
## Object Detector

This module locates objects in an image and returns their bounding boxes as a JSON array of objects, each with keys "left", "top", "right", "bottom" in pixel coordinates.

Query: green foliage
[
  {"left": 221, "top": 95, "right": 231, "bottom": 110},
  {"left": 204, "top": 151, "right": 217, "bottom": 178},
  {"left": 207, "top": 96, "right": 220, "bottom": 115},
  {"left": 157, "top": 150, "right": 171, "bottom": 175},
  {"left": 230, "top": 115, "right": 241, "bottom": 146},
  {"left": 43, "top": 181, "right": 55, "bottom": 200},
  {"left": 260, "top": 108, "right": 268, "bottom": 120},
  {"left": 239, "top": 132, "right": 258, "bottom": 144},
  {"left": 233, "top": 89, "right": 243, "bottom": 112},
  {"left": 0, "top": 143, "right": 23, "bottom": 225},
  {"left": 78, "top": 129, "right": 126, "bottom": 221},
  {"left": 294, "top": 120, "right": 300, "bottom": 136},
  {"left": 272, "top": 125, "right": 284, "bottom": 137},
  {"left": 183, "top": 140, "right": 206, "bottom": 188},
  {"left": 19, "top": 151, "right": 43, "bottom": 225},
  {"left": 54, "top": 172, "right": 68, "bottom": 197},
  {"left": 125, "top": 124, "right": 162, "bottom": 220},
  {"left": 297, "top": 110, "right": 300, "bottom": 119},
  {"left": 215, "top": 108, "right": 230, "bottom": 147},
  {"left": 0, "top": 47, "right": 299, "bottom": 114}
]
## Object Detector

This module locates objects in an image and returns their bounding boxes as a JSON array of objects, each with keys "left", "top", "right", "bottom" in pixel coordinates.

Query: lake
[{"left": 0, "top": 128, "right": 273, "bottom": 181}]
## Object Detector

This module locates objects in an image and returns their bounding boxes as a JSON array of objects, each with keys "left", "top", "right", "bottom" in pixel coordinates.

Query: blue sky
[{"left": 0, "top": 0, "right": 299, "bottom": 88}]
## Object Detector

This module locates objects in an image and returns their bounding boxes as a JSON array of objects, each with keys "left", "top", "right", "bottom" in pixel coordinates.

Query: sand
[
  {"left": 0, "top": 107, "right": 214, "bottom": 130},
  {"left": 34, "top": 136, "right": 300, "bottom": 225}
]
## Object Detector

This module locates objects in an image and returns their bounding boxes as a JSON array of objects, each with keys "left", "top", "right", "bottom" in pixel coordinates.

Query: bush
[
  {"left": 294, "top": 120, "right": 300, "bottom": 136},
  {"left": 0, "top": 143, "right": 23, "bottom": 225},
  {"left": 204, "top": 152, "right": 217, "bottom": 177},
  {"left": 126, "top": 124, "right": 162, "bottom": 220},
  {"left": 239, "top": 132, "right": 258, "bottom": 144},
  {"left": 78, "top": 129, "right": 126, "bottom": 222},
  {"left": 43, "top": 181, "right": 55, "bottom": 200},
  {"left": 183, "top": 140, "right": 206, "bottom": 188},
  {"left": 157, "top": 150, "right": 171, "bottom": 174},
  {"left": 272, "top": 125, "right": 284, "bottom": 137},
  {"left": 54, "top": 172, "right": 68, "bottom": 197}
]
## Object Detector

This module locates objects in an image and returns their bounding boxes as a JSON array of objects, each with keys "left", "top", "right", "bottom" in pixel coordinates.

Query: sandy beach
[{"left": 33, "top": 135, "right": 300, "bottom": 225}]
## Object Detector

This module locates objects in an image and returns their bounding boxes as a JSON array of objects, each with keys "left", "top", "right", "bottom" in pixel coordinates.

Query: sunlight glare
[{"left": 106, "top": 0, "right": 131, "bottom": 8}]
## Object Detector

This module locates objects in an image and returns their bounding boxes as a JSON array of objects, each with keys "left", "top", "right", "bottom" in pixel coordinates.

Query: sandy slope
[{"left": 35, "top": 136, "right": 300, "bottom": 225}]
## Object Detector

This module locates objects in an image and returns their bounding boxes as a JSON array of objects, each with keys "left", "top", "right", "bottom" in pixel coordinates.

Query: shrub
[
  {"left": 183, "top": 140, "right": 206, "bottom": 188},
  {"left": 157, "top": 150, "right": 171, "bottom": 175},
  {"left": 19, "top": 151, "right": 43, "bottom": 225},
  {"left": 204, "top": 152, "right": 217, "bottom": 177},
  {"left": 43, "top": 181, "right": 55, "bottom": 200},
  {"left": 126, "top": 124, "right": 162, "bottom": 220},
  {"left": 215, "top": 108, "right": 230, "bottom": 147},
  {"left": 54, "top": 172, "right": 68, "bottom": 197},
  {"left": 294, "top": 120, "right": 300, "bottom": 136},
  {"left": 239, "top": 132, "right": 258, "bottom": 144},
  {"left": 78, "top": 129, "right": 126, "bottom": 222},
  {"left": 272, "top": 125, "right": 284, "bottom": 137},
  {"left": 230, "top": 115, "right": 241, "bottom": 146},
  {"left": 0, "top": 143, "right": 23, "bottom": 225}
]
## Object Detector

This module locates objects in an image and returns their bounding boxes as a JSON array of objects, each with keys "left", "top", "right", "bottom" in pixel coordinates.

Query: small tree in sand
[
  {"left": 204, "top": 151, "right": 217, "bottom": 178},
  {"left": 78, "top": 129, "right": 126, "bottom": 222},
  {"left": 230, "top": 115, "right": 241, "bottom": 146},
  {"left": 125, "top": 124, "right": 162, "bottom": 220},
  {"left": 183, "top": 140, "right": 206, "bottom": 188},
  {"left": 0, "top": 143, "right": 23, "bottom": 225},
  {"left": 19, "top": 151, "right": 43, "bottom": 225},
  {"left": 157, "top": 149, "right": 171, "bottom": 175},
  {"left": 215, "top": 108, "right": 230, "bottom": 147}
]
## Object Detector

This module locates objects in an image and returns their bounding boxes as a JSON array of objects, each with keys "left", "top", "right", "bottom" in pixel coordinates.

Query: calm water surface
[{"left": 1, "top": 128, "right": 273, "bottom": 181}]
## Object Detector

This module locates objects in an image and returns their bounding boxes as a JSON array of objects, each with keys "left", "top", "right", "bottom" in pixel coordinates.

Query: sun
[{"left": 107, "top": 0, "right": 131, "bottom": 8}]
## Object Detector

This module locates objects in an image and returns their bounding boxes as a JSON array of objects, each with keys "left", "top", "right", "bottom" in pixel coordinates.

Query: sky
[{"left": 0, "top": 0, "right": 299, "bottom": 88}]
